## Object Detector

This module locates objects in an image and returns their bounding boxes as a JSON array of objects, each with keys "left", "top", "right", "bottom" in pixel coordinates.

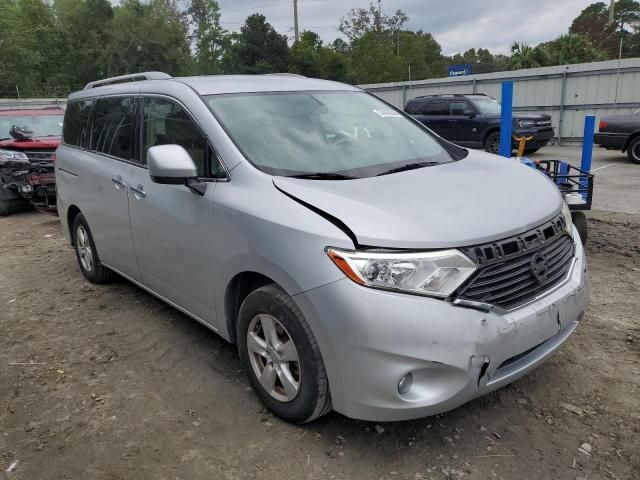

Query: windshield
[
  {"left": 471, "top": 98, "right": 501, "bottom": 115},
  {"left": 0, "top": 114, "right": 64, "bottom": 139},
  {"left": 206, "top": 91, "right": 464, "bottom": 178}
]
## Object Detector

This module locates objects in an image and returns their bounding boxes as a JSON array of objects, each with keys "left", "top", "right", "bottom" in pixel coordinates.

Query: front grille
[
  {"left": 535, "top": 120, "right": 552, "bottom": 128},
  {"left": 457, "top": 214, "right": 575, "bottom": 310},
  {"left": 24, "top": 150, "right": 55, "bottom": 163}
]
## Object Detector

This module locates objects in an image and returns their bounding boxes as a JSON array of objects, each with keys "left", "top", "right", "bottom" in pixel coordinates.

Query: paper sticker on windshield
[{"left": 373, "top": 109, "right": 402, "bottom": 118}]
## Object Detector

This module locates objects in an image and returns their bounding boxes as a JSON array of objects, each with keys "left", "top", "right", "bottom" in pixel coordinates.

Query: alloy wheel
[
  {"left": 633, "top": 141, "right": 640, "bottom": 162},
  {"left": 76, "top": 225, "right": 94, "bottom": 272},
  {"left": 247, "top": 314, "right": 301, "bottom": 402}
]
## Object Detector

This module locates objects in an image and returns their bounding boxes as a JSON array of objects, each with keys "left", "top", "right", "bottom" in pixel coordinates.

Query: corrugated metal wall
[{"left": 359, "top": 58, "right": 640, "bottom": 143}]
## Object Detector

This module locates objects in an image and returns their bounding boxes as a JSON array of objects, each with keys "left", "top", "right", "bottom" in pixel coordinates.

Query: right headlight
[{"left": 326, "top": 248, "right": 477, "bottom": 298}]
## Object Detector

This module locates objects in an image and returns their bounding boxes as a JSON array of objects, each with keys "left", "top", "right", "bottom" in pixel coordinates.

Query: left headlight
[
  {"left": 326, "top": 248, "right": 477, "bottom": 298},
  {"left": 0, "top": 149, "right": 28, "bottom": 163},
  {"left": 562, "top": 202, "right": 573, "bottom": 235}
]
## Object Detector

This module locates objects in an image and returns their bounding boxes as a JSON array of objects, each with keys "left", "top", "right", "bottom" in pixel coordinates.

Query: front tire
[
  {"left": 627, "top": 136, "right": 640, "bottom": 164},
  {"left": 237, "top": 284, "right": 331, "bottom": 423},
  {"left": 72, "top": 213, "right": 115, "bottom": 283},
  {"left": 571, "top": 211, "right": 588, "bottom": 245},
  {"left": 484, "top": 131, "right": 501, "bottom": 154}
]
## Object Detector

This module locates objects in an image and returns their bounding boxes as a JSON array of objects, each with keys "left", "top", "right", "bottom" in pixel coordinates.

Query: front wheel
[
  {"left": 571, "top": 211, "right": 588, "bottom": 245},
  {"left": 72, "top": 213, "right": 115, "bottom": 283},
  {"left": 237, "top": 284, "right": 331, "bottom": 423},
  {"left": 484, "top": 132, "right": 501, "bottom": 154},
  {"left": 627, "top": 136, "right": 640, "bottom": 164}
]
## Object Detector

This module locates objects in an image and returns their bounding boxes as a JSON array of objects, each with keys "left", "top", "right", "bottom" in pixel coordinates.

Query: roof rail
[
  {"left": 84, "top": 72, "right": 171, "bottom": 90},
  {"left": 414, "top": 93, "right": 488, "bottom": 99},
  {"left": 263, "top": 73, "right": 306, "bottom": 78}
]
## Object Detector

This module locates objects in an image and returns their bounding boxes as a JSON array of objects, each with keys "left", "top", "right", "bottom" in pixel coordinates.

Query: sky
[{"left": 216, "top": 0, "right": 595, "bottom": 55}]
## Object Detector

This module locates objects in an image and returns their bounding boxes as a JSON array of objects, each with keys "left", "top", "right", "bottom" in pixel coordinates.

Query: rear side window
[
  {"left": 90, "top": 97, "right": 137, "bottom": 162},
  {"left": 422, "top": 102, "right": 449, "bottom": 115},
  {"left": 63, "top": 100, "right": 92, "bottom": 147},
  {"left": 451, "top": 101, "right": 470, "bottom": 115}
]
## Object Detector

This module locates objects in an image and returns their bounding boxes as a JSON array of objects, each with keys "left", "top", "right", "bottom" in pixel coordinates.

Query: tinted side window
[
  {"left": 404, "top": 100, "right": 421, "bottom": 114},
  {"left": 90, "top": 97, "right": 137, "bottom": 162},
  {"left": 451, "top": 101, "right": 470, "bottom": 115},
  {"left": 63, "top": 100, "right": 92, "bottom": 147},
  {"left": 423, "top": 102, "right": 449, "bottom": 116},
  {"left": 142, "top": 97, "right": 208, "bottom": 176}
]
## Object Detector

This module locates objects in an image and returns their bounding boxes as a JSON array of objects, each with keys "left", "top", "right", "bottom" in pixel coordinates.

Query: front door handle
[
  {"left": 112, "top": 176, "right": 126, "bottom": 190},
  {"left": 130, "top": 184, "right": 146, "bottom": 199}
]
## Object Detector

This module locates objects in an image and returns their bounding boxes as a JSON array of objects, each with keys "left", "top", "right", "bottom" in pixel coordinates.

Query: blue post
[
  {"left": 499, "top": 81, "right": 513, "bottom": 158},
  {"left": 580, "top": 115, "right": 595, "bottom": 199}
]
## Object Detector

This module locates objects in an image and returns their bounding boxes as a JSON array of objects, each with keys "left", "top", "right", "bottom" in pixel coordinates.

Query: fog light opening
[{"left": 398, "top": 373, "right": 413, "bottom": 395}]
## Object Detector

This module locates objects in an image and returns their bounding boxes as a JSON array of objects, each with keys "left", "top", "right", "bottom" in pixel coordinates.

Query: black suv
[{"left": 404, "top": 94, "right": 554, "bottom": 154}]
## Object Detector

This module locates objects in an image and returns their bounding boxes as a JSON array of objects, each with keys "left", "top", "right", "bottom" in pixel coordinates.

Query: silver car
[{"left": 56, "top": 72, "right": 590, "bottom": 423}]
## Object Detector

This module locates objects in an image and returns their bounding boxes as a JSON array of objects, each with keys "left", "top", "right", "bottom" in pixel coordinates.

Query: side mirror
[
  {"left": 147, "top": 145, "right": 206, "bottom": 195},
  {"left": 463, "top": 109, "right": 476, "bottom": 118}
]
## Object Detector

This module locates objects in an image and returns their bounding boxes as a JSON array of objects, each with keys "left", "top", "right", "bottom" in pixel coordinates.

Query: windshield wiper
[
  {"left": 376, "top": 161, "right": 440, "bottom": 176},
  {"left": 288, "top": 172, "right": 358, "bottom": 180}
]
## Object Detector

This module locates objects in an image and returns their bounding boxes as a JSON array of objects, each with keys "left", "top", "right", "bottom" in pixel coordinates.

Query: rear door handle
[
  {"left": 112, "top": 176, "right": 126, "bottom": 190},
  {"left": 130, "top": 184, "right": 146, "bottom": 199}
]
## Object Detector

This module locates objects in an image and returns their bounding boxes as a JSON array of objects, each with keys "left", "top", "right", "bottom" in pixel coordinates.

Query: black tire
[
  {"left": 72, "top": 213, "right": 115, "bottom": 283},
  {"left": 484, "top": 131, "right": 501, "bottom": 154},
  {"left": 571, "top": 211, "right": 588, "bottom": 245},
  {"left": 523, "top": 147, "right": 540, "bottom": 155},
  {"left": 0, "top": 187, "right": 30, "bottom": 216},
  {"left": 627, "top": 136, "right": 640, "bottom": 164},
  {"left": 237, "top": 284, "right": 331, "bottom": 423}
]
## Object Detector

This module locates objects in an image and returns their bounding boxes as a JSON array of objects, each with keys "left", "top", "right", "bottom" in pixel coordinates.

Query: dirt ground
[{"left": 1, "top": 210, "right": 639, "bottom": 480}]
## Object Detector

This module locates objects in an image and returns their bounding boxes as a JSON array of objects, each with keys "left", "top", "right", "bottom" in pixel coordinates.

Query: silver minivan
[{"left": 56, "top": 72, "right": 590, "bottom": 423}]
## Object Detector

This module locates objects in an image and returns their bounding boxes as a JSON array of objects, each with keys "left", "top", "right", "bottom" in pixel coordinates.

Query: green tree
[
  {"left": 535, "top": 34, "right": 607, "bottom": 66},
  {"left": 107, "top": 0, "right": 190, "bottom": 76},
  {"left": 510, "top": 42, "right": 543, "bottom": 69},
  {"left": 51, "top": 0, "right": 114, "bottom": 89},
  {"left": 188, "top": 0, "right": 228, "bottom": 74},
  {"left": 233, "top": 14, "right": 289, "bottom": 74},
  {"left": 339, "top": 0, "right": 408, "bottom": 46},
  {"left": 570, "top": 1, "right": 640, "bottom": 57},
  {"left": 288, "top": 31, "right": 348, "bottom": 81}
]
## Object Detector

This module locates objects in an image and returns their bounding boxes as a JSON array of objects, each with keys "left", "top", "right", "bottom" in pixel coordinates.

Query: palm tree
[{"left": 510, "top": 42, "right": 541, "bottom": 69}]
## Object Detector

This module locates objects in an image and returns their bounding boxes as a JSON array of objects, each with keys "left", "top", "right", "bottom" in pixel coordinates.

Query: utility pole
[
  {"left": 293, "top": 0, "right": 299, "bottom": 42},
  {"left": 608, "top": 0, "right": 615, "bottom": 25}
]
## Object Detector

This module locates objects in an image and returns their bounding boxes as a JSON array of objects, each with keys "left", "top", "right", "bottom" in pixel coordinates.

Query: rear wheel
[
  {"left": 571, "top": 211, "right": 588, "bottom": 245},
  {"left": 237, "top": 284, "right": 331, "bottom": 423},
  {"left": 72, "top": 213, "right": 115, "bottom": 283},
  {"left": 627, "top": 136, "right": 640, "bottom": 164},
  {"left": 484, "top": 131, "right": 501, "bottom": 154}
]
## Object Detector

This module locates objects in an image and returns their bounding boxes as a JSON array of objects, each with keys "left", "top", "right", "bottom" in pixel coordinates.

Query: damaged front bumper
[{"left": 294, "top": 228, "right": 589, "bottom": 421}]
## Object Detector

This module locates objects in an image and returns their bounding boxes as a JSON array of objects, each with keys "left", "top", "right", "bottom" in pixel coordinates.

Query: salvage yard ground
[{"left": 1, "top": 147, "right": 639, "bottom": 480}]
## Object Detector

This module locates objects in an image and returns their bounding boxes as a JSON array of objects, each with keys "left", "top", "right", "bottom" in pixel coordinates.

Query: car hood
[
  {"left": 0, "top": 137, "right": 61, "bottom": 149},
  {"left": 273, "top": 151, "right": 563, "bottom": 249}
]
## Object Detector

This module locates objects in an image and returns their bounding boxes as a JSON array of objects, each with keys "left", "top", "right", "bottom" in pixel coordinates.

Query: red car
[{"left": 0, "top": 107, "right": 63, "bottom": 215}]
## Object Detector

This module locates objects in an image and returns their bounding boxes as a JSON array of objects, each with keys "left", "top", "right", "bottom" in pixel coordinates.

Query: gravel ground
[{"left": 1, "top": 210, "right": 639, "bottom": 480}]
